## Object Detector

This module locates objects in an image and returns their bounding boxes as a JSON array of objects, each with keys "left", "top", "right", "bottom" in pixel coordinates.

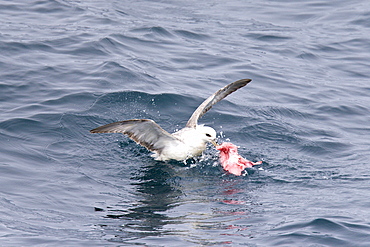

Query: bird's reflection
[
  {"left": 101, "top": 160, "right": 184, "bottom": 240},
  {"left": 125, "top": 162, "right": 182, "bottom": 231}
]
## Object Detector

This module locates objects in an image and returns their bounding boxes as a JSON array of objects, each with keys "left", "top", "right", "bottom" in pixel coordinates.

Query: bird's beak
[{"left": 211, "top": 140, "right": 218, "bottom": 147}]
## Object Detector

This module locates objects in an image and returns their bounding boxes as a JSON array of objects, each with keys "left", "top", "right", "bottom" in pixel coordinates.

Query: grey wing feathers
[
  {"left": 186, "top": 79, "right": 251, "bottom": 128},
  {"left": 90, "top": 119, "right": 178, "bottom": 152}
]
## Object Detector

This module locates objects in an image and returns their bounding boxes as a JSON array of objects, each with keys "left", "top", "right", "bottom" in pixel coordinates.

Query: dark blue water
[{"left": 1, "top": 0, "right": 370, "bottom": 246}]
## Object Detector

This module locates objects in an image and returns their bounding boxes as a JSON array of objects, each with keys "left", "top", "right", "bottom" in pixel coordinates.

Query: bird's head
[{"left": 196, "top": 125, "right": 217, "bottom": 146}]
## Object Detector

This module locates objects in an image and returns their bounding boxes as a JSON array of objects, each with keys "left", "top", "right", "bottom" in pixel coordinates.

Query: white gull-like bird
[{"left": 90, "top": 79, "right": 251, "bottom": 161}]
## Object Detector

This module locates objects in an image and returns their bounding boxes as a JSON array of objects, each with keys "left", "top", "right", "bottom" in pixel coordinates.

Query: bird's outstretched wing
[
  {"left": 186, "top": 79, "right": 251, "bottom": 128},
  {"left": 90, "top": 119, "right": 179, "bottom": 152}
]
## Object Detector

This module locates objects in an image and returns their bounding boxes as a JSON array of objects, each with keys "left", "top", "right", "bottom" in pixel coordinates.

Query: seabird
[{"left": 90, "top": 79, "right": 251, "bottom": 161}]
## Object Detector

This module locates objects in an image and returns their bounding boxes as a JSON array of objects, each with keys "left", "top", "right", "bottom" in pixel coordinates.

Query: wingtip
[
  {"left": 90, "top": 127, "right": 103, "bottom": 133},
  {"left": 89, "top": 125, "right": 114, "bottom": 133},
  {"left": 89, "top": 126, "right": 117, "bottom": 134},
  {"left": 237, "top": 78, "right": 252, "bottom": 85}
]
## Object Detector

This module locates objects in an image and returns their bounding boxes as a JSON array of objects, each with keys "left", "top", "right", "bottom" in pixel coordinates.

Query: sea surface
[{"left": 1, "top": 0, "right": 370, "bottom": 246}]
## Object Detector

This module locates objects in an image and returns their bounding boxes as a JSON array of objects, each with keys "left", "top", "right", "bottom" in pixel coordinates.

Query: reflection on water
[{"left": 97, "top": 159, "right": 264, "bottom": 245}]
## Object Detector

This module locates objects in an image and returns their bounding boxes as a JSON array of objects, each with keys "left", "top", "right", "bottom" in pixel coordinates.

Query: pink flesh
[{"left": 216, "top": 142, "right": 262, "bottom": 176}]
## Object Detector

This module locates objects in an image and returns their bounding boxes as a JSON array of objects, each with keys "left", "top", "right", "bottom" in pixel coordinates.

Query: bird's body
[
  {"left": 90, "top": 79, "right": 251, "bottom": 161},
  {"left": 156, "top": 125, "right": 217, "bottom": 161}
]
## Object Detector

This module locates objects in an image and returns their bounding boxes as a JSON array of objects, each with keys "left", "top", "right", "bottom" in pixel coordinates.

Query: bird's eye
[{"left": 205, "top": 133, "right": 212, "bottom": 137}]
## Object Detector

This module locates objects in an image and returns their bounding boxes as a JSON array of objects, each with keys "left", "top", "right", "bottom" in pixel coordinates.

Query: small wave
[
  {"left": 270, "top": 217, "right": 370, "bottom": 246},
  {"left": 174, "top": 29, "right": 211, "bottom": 41}
]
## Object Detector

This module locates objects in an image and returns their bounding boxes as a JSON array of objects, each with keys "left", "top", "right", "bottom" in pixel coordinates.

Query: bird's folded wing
[
  {"left": 90, "top": 119, "right": 179, "bottom": 152},
  {"left": 186, "top": 79, "right": 251, "bottom": 128}
]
